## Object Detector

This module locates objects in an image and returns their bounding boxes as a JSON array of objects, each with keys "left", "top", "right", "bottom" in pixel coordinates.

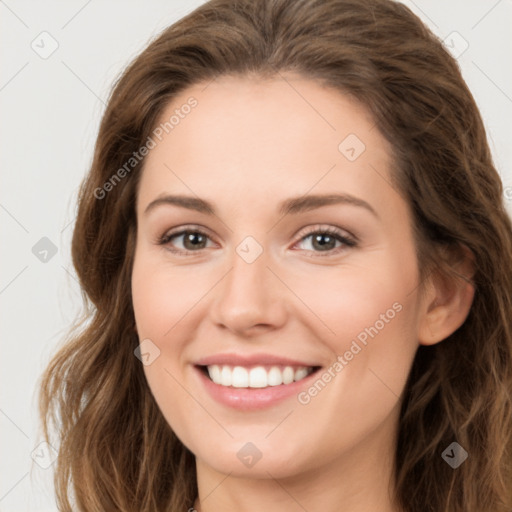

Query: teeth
[
  {"left": 294, "top": 367, "right": 309, "bottom": 381},
  {"left": 231, "top": 366, "right": 248, "bottom": 388},
  {"left": 248, "top": 367, "right": 267, "bottom": 388},
  {"left": 206, "top": 365, "right": 314, "bottom": 388},
  {"left": 282, "top": 366, "right": 294, "bottom": 384},
  {"left": 220, "top": 366, "right": 232, "bottom": 386},
  {"left": 267, "top": 366, "right": 283, "bottom": 386}
]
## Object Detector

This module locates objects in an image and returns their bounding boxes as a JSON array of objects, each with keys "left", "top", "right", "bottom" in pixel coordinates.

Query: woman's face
[{"left": 131, "top": 75, "right": 426, "bottom": 479}]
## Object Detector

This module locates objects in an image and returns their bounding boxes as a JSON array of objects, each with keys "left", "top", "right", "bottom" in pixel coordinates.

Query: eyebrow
[{"left": 144, "top": 193, "right": 379, "bottom": 219}]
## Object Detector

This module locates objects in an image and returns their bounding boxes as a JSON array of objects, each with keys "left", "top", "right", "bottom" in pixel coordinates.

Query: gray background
[{"left": 1, "top": 1, "right": 511, "bottom": 510}]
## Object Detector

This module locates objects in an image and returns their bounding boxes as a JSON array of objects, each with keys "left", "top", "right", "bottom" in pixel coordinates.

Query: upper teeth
[{"left": 206, "top": 365, "right": 313, "bottom": 388}]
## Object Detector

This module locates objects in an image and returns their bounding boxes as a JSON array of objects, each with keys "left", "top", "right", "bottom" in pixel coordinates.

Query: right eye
[{"left": 158, "top": 226, "right": 215, "bottom": 256}]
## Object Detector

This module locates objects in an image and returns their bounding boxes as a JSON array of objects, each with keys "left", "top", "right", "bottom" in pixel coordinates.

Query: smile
[
  {"left": 204, "top": 364, "right": 316, "bottom": 388},
  {"left": 193, "top": 353, "right": 323, "bottom": 409}
]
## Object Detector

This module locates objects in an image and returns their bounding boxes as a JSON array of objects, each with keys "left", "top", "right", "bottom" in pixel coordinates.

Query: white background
[{"left": 1, "top": 1, "right": 511, "bottom": 510}]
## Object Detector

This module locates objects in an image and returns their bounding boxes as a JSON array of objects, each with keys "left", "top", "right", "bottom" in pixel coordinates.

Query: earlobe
[{"left": 418, "top": 245, "right": 476, "bottom": 346}]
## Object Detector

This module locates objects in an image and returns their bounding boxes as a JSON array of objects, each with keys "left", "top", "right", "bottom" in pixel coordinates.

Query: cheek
[
  {"left": 131, "top": 253, "right": 198, "bottom": 444},
  {"left": 287, "top": 259, "right": 415, "bottom": 350},
  {"left": 286, "top": 252, "right": 420, "bottom": 412},
  {"left": 286, "top": 271, "right": 419, "bottom": 466},
  {"left": 131, "top": 250, "right": 200, "bottom": 338},
  {"left": 131, "top": 252, "right": 187, "bottom": 384}
]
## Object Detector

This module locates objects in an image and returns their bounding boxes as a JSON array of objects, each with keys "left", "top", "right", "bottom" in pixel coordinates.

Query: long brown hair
[{"left": 38, "top": 0, "right": 512, "bottom": 510}]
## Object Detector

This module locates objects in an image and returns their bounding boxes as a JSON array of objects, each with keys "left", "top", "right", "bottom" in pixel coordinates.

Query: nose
[{"left": 208, "top": 245, "right": 288, "bottom": 337}]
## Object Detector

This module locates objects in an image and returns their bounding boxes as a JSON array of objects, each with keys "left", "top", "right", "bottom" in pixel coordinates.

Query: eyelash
[{"left": 157, "top": 224, "right": 357, "bottom": 258}]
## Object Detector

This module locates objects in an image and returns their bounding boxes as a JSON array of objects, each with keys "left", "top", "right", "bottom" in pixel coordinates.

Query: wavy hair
[{"left": 38, "top": 0, "right": 512, "bottom": 510}]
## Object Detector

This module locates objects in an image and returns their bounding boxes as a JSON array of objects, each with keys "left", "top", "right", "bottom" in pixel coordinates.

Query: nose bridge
[{"left": 210, "top": 235, "right": 286, "bottom": 333}]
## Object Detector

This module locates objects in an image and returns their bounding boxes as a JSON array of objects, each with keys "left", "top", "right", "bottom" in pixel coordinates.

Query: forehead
[{"left": 136, "top": 75, "right": 401, "bottom": 218}]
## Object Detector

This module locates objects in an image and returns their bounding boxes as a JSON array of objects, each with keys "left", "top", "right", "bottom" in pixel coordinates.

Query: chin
[{"left": 192, "top": 436, "right": 311, "bottom": 479}]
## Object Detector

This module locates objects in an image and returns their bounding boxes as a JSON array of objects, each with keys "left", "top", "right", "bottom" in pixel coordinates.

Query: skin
[{"left": 131, "top": 75, "right": 475, "bottom": 512}]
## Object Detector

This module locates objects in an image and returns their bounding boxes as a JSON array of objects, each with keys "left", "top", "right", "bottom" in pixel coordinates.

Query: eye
[
  {"left": 293, "top": 225, "right": 357, "bottom": 257},
  {"left": 157, "top": 226, "right": 215, "bottom": 256},
  {"left": 157, "top": 224, "right": 357, "bottom": 257}
]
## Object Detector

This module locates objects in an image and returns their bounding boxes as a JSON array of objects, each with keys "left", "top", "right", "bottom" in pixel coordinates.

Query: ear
[{"left": 417, "top": 244, "right": 476, "bottom": 346}]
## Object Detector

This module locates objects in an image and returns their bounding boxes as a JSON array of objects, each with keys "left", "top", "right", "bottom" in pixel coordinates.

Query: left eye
[
  {"left": 158, "top": 226, "right": 357, "bottom": 256},
  {"left": 295, "top": 229, "right": 356, "bottom": 254}
]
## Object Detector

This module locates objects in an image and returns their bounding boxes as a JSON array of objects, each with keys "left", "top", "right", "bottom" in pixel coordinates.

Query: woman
[{"left": 38, "top": 0, "right": 512, "bottom": 510}]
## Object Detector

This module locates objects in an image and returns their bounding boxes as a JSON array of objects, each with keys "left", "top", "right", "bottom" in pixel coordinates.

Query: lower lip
[{"left": 194, "top": 366, "right": 320, "bottom": 411}]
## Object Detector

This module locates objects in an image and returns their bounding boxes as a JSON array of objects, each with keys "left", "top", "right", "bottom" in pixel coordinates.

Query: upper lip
[{"left": 195, "top": 353, "right": 321, "bottom": 368}]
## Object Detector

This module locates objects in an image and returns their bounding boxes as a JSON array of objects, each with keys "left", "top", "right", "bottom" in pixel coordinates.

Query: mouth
[
  {"left": 197, "top": 364, "right": 321, "bottom": 389},
  {"left": 193, "top": 353, "right": 324, "bottom": 410}
]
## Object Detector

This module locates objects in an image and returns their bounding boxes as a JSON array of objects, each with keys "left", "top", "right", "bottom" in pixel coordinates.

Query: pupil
[
  {"left": 314, "top": 234, "right": 334, "bottom": 250},
  {"left": 185, "top": 232, "right": 205, "bottom": 249}
]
